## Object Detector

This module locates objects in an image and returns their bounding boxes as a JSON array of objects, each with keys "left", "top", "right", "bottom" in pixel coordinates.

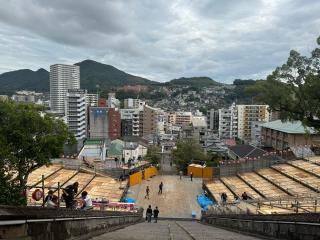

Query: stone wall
[
  {"left": 202, "top": 213, "right": 320, "bottom": 240},
  {"left": 0, "top": 206, "right": 143, "bottom": 240}
]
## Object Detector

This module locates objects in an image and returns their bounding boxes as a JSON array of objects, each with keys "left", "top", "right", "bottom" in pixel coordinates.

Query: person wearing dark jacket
[
  {"left": 62, "top": 182, "right": 79, "bottom": 208},
  {"left": 153, "top": 206, "right": 159, "bottom": 223},
  {"left": 146, "top": 205, "right": 152, "bottom": 223},
  {"left": 158, "top": 182, "right": 163, "bottom": 194}
]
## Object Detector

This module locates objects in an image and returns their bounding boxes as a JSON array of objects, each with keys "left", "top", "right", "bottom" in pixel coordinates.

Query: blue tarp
[
  {"left": 197, "top": 195, "right": 214, "bottom": 211},
  {"left": 124, "top": 197, "right": 136, "bottom": 203}
]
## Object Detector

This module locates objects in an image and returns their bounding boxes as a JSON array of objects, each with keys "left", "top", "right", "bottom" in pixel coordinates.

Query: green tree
[
  {"left": 248, "top": 36, "right": 320, "bottom": 130},
  {"left": 172, "top": 140, "right": 209, "bottom": 173},
  {"left": 0, "top": 101, "right": 75, "bottom": 205},
  {"left": 144, "top": 145, "right": 161, "bottom": 166}
]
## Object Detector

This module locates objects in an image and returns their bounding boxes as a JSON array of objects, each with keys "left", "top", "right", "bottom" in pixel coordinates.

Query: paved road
[
  {"left": 127, "top": 175, "right": 203, "bottom": 219},
  {"left": 91, "top": 220, "right": 263, "bottom": 240}
]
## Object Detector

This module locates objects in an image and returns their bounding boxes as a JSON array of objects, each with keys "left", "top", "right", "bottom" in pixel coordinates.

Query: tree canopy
[
  {"left": 249, "top": 36, "right": 320, "bottom": 130},
  {"left": 0, "top": 101, "right": 75, "bottom": 205},
  {"left": 172, "top": 140, "right": 220, "bottom": 173}
]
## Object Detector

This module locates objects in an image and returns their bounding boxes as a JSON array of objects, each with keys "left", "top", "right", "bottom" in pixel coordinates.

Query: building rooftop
[
  {"left": 192, "top": 117, "right": 207, "bottom": 127},
  {"left": 228, "top": 144, "right": 267, "bottom": 159},
  {"left": 260, "top": 120, "right": 316, "bottom": 134}
]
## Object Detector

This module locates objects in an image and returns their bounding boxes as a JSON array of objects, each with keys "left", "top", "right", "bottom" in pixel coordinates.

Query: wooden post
[
  {"left": 41, "top": 175, "right": 45, "bottom": 206},
  {"left": 58, "top": 182, "right": 61, "bottom": 208}
]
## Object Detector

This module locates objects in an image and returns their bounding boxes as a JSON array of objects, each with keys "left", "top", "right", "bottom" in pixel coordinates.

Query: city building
[
  {"left": 168, "top": 112, "right": 192, "bottom": 126},
  {"left": 121, "top": 119, "right": 133, "bottom": 137},
  {"left": 218, "top": 103, "right": 238, "bottom": 139},
  {"left": 237, "top": 105, "right": 269, "bottom": 142},
  {"left": 0, "top": 95, "right": 8, "bottom": 101},
  {"left": 88, "top": 107, "right": 109, "bottom": 140},
  {"left": 124, "top": 98, "right": 145, "bottom": 110},
  {"left": 250, "top": 121, "right": 265, "bottom": 147},
  {"left": 107, "top": 93, "right": 120, "bottom": 108},
  {"left": 50, "top": 64, "right": 80, "bottom": 115},
  {"left": 88, "top": 107, "right": 121, "bottom": 141},
  {"left": 191, "top": 116, "right": 208, "bottom": 146},
  {"left": 120, "top": 109, "right": 141, "bottom": 136},
  {"left": 98, "top": 98, "right": 107, "bottom": 107},
  {"left": 11, "top": 90, "right": 44, "bottom": 104},
  {"left": 65, "top": 89, "right": 87, "bottom": 141},
  {"left": 260, "top": 120, "right": 320, "bottom": 151},
  {"left": 86, "top": 93, "right": 98, "bottom": 107},
  {"left": 207, "top": 109, "right": 219, "bottom": 131},
  {"left": 143, "top": 105, "right": 159, "bottom": 136},
  {"left": 108, "top": 108, "right": 121, "bottom": 140}
]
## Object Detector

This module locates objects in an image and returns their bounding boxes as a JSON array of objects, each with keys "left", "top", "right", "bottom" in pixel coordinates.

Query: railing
[{"left": 206, "top": 196, "right": 320, "bottom": 215}]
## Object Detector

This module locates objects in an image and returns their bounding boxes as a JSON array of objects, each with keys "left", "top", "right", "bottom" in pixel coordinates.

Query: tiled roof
[
  {"left": 260, "top": 120, "right": 316, "bottom": 134},
  {"left": 228, "top": 145, "right": 266, "bottom": 158}
]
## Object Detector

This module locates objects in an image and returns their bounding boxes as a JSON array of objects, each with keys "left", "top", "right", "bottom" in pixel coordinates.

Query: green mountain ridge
[
  {"left": 0, "top": 68, "right": 49, "bottom": 94},
  {"left": 168, "top": 77, "right": 222, "bottom": 86},
  {"left": 0, "top": 60, "right": 226, "bottom": 94}
]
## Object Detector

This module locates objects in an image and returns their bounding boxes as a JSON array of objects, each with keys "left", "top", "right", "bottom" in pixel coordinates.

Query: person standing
[
  {"left": 146, "top": 205, "right": 152, "bottom": 223},
  {"left": 62, "top": 182, "right": 79, "bottom": 209},
  {"left": 145, "top": 186, "right": 150, "bottom": 199},
  {"left": 221, "top": 192, "right": 227, "bottom": 204},
  {"left": 153, "top": 206, "right": 159, "bottom": 223},
  {"left": 179, "top": 170, "right": 183, "bottom": 180},
  {"left": 158, "top": 182, "right": 163, "bottom": 194},
  {"left": 190, "top": 172, "right": 193, "bottom": 181}
]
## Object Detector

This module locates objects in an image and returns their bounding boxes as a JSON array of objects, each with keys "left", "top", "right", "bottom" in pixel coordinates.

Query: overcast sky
[{"left": 0, "top": 0, "right": 319, "bottom": 83}]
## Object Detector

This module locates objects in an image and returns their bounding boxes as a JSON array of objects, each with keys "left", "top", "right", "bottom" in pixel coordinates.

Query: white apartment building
[
  {"left": 86, "top": 93, "right": 98, "bottom": 107},
  {"left": 107, "top": 93, "right": 120, "bottom": 108},
  {"left": 65, "top": 89, "right": 87, "bottom": 141},
  {"left": 124, "top": 98, "right": 145, "bottom": 110},
  {"left": 50, "top": 64, "right": 80, "bottom": 115},
  {"left": 218, "top": 103, "right": 238, "bottom": 139},
  {"left": 120, "top": 109, "right": 141, "bottom": 136},
  {"left": 237, "top": 105, "right": 269, "bottom": 141}
]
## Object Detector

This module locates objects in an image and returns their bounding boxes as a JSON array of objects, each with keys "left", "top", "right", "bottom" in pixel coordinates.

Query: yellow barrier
[
  {"left": 144, "top": 166, "right": 158, "bottom": 180},
  {"left": 187, "top": 164, "right": 213, "bottom": 178},
  {"left": 129, "top": 171, "right": 142, "bottom": 186}
]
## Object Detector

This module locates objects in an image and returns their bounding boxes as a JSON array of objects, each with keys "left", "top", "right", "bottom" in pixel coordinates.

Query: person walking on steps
[
  {"left": 145, "top": 186, "right": 150, "bottom": 199},
  {"left": 190, "top": 172, "right": 193, "bottom": 181},
  {"left": 153, "top": 206, "right": 159, "bottom": 223},
  {"left": 158, "top": 182, "right": 163, "bottom": 194},
  {"left": 146, "top": 205, "right": 152, "bottom": 223}
]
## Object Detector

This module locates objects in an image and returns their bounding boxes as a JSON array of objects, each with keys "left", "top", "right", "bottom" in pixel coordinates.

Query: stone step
[{"left": 91, "top": 220, "right": 263, "bottom": 240}]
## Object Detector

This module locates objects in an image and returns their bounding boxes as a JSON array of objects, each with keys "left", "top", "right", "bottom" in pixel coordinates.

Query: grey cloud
[{"left": 0, "top": 0, "right": 319, "bottom": 83}]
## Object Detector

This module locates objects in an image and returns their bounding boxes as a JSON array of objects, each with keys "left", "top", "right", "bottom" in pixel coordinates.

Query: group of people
[
  {"left": 146, "top": 205, "right": 160, "bottom": 223},
  {"left": 144, "top": 182, "right": 164, "bottom": 199},
  {"left": 220, "top": 191, "right": 252, "bottom": 204},
  {"left": 43, "top": 182, "right": 93, "bottom": 210}
]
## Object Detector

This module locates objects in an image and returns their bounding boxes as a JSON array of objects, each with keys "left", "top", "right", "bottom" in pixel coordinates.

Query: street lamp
[
  {"left": 130, "top": 142, "right": 133, "bottom": 160},
  {"left": 202, "top": 162, "right": 206, "bottom": 185}
]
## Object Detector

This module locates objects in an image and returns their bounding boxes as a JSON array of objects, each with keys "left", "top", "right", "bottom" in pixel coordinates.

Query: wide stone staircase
[{"left": 91, "top": 220, "right": 262, "bottom": 240}]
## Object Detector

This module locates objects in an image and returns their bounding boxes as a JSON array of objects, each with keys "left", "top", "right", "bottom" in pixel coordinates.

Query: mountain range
[{"left": 0, "top": 60, "right": 221, "bottom": 94}]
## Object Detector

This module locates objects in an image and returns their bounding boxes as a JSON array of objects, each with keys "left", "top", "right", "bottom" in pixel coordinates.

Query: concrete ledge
[
  {"left": 202, "top": 213, "right": 320, "bottom": 240},
  {"left": 0, "top": 206, "right": 143, "bottom": 240}
]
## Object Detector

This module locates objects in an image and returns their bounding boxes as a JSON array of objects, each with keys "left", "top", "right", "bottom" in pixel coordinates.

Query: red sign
[{"left": 32, "top": 189, "right": 43, "bottom": 201}]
